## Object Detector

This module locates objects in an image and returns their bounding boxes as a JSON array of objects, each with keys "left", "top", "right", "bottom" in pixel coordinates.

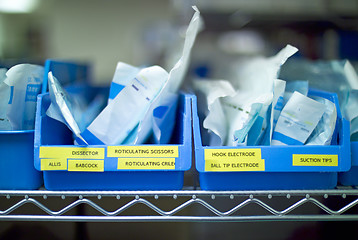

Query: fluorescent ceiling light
[{"left": 0, "top": 0, "right": 39, "bottom": 13}]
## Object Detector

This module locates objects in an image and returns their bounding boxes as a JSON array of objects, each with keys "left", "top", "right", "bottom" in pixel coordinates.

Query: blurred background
[
  {"left": 1, "top": 0, "right": 358, "bottom": 239},
  {"left": 1, "top": 0, "right": 358, "bottom": 83}
]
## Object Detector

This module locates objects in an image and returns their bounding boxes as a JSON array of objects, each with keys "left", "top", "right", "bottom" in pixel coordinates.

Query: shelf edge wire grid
[{"left": 1, "top": 190, "right": 358, "bottom": 222}]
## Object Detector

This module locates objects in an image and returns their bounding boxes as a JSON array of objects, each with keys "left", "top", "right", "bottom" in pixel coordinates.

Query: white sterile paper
[
  {"left": 108, "top": 62, "right": 140, "bottom": 104},
  {"left": 225, "top": 45, "right": 298, "bottom": 146},
  {"left": 193, "top": 79, "right": 236, "bottom": 146},
  {"left": 272, "top": 91, "right": 325, "bottom": 145},
  {"left": 306, "top": 97, "right": 337, "bottom": 145},
  {"left": 257, "top": 79, "right": 286, "bottom": 146},
  {"left": 0, "top": 68, "right": 11, "bottom": 130},
  {"left": 133, "top": 6, "right": 201, "bottom": 144},
  {"left": 4, "top": 64, "right": 44, "bottom": 130},
  {"left": 47, "top": 71, "right": 88, "bottom": 144},
  {"left": 81, "top": 66, "right": 168, "bottom": 145}
]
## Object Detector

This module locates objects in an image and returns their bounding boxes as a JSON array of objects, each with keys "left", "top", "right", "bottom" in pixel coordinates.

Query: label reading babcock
[
  {"left": 107, "top": 146, "right": 178, "bottom": 170},
  {"left": 40, "top": 147, "right": 105, "bottom": 171},
  {"left": 204, "top": 148, "right": 265, "bottom": 171}
]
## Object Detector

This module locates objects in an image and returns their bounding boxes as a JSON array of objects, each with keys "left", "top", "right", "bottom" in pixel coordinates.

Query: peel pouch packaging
[
  {"left": 0, "top": 68, "right": 10, "bottom": 130},
  {"left": 271, "top": 91, "right": 325, "bottom": 145},
  {"left": 306, "top": 96, "right": 337, "bottom": 145},
  {"left": 193, "top": 79, "right": 236, "bottom": 146},
  {"left": 193, "top": 45, "right": 297, "bottom": 146},
  {"left": 0, "top": 64, "right": 44, "bottom": 130},
  {"left": 95, "top": 6, "right": 201, "bottom": 145},
  {"left": 46, "top": 72, "right": 89, "bottom": 144},
  {"left": 79, "top": 66, "right": 168, "bottom": 145},
  {"left": 224, "top": 45, "right": 298, "bottom": 146}
]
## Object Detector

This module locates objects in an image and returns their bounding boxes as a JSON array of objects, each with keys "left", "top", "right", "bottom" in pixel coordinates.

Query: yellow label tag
[
  {"left": 68, "top": 160, "right": 104, "bottom": 172},
  {"left": 205, "top": 159, "right": 265, "bottom": 172},
  {"left": 108, "top": 146, "right": 179, "bottom": 158},
  {"left": 204, "top": 148, "right": 261, "bottom": 161},
  {"left": 117, "top": 158, "right": 176, "bottom": 170},
  {"left": 40, "top": 147, "right": 105, "bottom": 159},
  {"left": 292, "top": 154, "right": 338, "bottom": 167},
  {"left": 41, "top": 158, "right": 67, "bottom": 171}
]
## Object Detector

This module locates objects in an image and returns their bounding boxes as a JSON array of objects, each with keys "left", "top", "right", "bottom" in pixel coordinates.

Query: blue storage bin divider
[
  {"left": 0, "top": 130, "right": 43, "bottom": 190},
  {"left": 34, "top": 60, "right": 192, "bottom": 190},
  {"left": 193, "top": 89, "right": 351, "bottom": 190},
  {"left": 338, "top": 142, "right": 358, "bottom": 186},
  {"left": 42, "top": 59, "right": 90, "bottom": 93}
]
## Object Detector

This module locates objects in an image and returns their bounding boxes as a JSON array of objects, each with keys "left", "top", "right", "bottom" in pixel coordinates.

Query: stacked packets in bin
[
  {"left": 194, "top": 45, "right": 337, "bottom": 148},
  {"left": 47, "top": 6, "right": 201, "bottom": 146}
]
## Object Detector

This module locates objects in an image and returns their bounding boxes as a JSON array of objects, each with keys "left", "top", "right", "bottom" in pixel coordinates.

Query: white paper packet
[
  {"left": 306, "top": 96, "right": 337, "bottom": 145},
  {"left": 225, "top": 45, "right": 298, "bottom": 146},
  {"left": 272, "top": 91, "right": 325, "bottom": 145},
  {"left": 80, "top": 66, "right": 168, "bottom": 145},
  {"left": 193, "top": 79, "right": 236, "bottom": 145},
  {"left": 47, "top": 71, "right": 88, "bottom": 144},
  {"left": 133, "top": 5, "right": 201, "bottom": 144},
  {"left": 0, "top": 68, "right": 11, "bottom": 130},
  {"left": 4, "top": 64, "right": 44, "bottom": 130}
]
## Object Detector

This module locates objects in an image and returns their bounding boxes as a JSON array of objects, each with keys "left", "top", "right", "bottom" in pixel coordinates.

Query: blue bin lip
[
  {"left": 193, "top": 88, "right": 351, "bottom": 173},
  {"left": 0, "top": 130, "right": 34, "bottom": 134}
]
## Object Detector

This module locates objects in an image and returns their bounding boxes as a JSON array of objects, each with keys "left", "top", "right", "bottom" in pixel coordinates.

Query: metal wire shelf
[{"left": 1, "top": 188, "right": 358, "bottom": 222}]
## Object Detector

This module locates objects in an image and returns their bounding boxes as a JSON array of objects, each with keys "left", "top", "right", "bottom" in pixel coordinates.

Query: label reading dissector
[
  {"left": 292, "top": 154, "right": 338, "bottom": 167},
  {"left": 204, "top": 148, "right": 265, "bottom": 172},
  {"left": 40, "top": 147, "right": 105, "bottom": 159}
]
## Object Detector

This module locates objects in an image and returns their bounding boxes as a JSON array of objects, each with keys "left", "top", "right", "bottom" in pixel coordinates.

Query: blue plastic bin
[
  {"left": 34, "top": 92, "right": 192, "bottom": 190},
  {"left": 338, "top": 141, "right": 358, "bottom": 186},
  {"left": 34, "top": 69, "right": 192, "bottom": 191},
  {"left": 0, "top": 130, "right": 43, "bottom": 190},
  {"left": 0, "top": 63, "right": 44, "bottom": 190},
  {"left": 194, "top": 89, "right": 351, "bottom": 190}
]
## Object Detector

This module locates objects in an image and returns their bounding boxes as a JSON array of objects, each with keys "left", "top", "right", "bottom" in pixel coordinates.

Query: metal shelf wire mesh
[{"left": 1, "top": 189, "right": 358, "bottom": 222}]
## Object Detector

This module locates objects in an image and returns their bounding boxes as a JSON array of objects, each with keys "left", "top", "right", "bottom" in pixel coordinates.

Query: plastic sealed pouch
[
  {"left": 0, "top": 68, "right": 11, "bottom": 130},
  {"left": 4, "top": 64, "right": 44, "bottom": 130},
  {"left": 306, "top": 96, "right": 337, "bottom": 146},
  {"left": 272, "top": 91, "right": 325, "bottom": 145},
  {"left": 46, "top": 72, "right": 88, "bottom": 144},
  {"left": 81, "top": 65, "right": 169, "bottom": 145},
  {"left": 108, "top": 62, "right": 140, "bottom": 103}
]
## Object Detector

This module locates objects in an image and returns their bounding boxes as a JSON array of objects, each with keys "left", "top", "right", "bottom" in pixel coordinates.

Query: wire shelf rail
[{"left": 1, "top": 189, "right": 358, "bottom": 222}]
